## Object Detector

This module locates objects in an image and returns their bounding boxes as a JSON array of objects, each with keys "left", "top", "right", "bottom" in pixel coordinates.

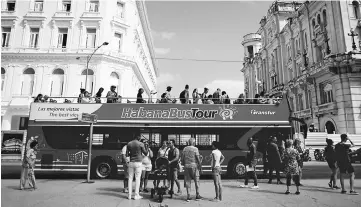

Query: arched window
[
  {"left": 81, "top": 69, "right": 94, "bottom": 94},
  {"left": 1, "top": 67, "right": 5, "bottom": 92},
  {"left": 109, "top": 72, "right": 120, "bottom": 94},
  {"left": 353, "top": 1, "right": 360, "bottom": 19},
  {"left": 317, "top": 14, "right": 321, "bottom": 25},
  {"left": 323, "top": 10, "right": 327, "bottom": 26},
  {"left": 50, "top": 69, "right": 65, "bottom": 96},
  {"left": 21, "top": 68, "right": 35, "bottom": 95}
]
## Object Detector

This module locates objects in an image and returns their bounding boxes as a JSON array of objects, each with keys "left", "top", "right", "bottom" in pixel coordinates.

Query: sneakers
[
  {"left": 328, "top": 182, "right": 332, "bottom": 188},
  {"left": 195, "top": 195, "right": 203, "bottom": 201},
  {"left": 350, "top": 191, "right": 359, "bottom": 195},
  {"left": 341, "top": 190, "right": 347, "bottom": 194},
  {"left": 123, "top": 189, "right": 129, "bottom": 193},
  {"left": 295, "top": 191, "right": 300, "bottom": 195},
  {"left": 128, "top": 196, "right": 132, "bottom": 200},
  {"left": 186, "top": 197, "right": 191, "bottom": 202},
  {"left": 213, "top": 198, "right": 220, "bottom": 202},
  {"left": 143, "top": 189, "right": 149, "bottom": 193},
  {"left": 285, "top": 191, "right": 290, "bottom": 195},
  {"left": 251, "top": 186, "right": 259, "bottom": 189},
  {"left": 239, "top": 185, "right": 249, "bottom": 188},
  {"left": 333, "top": 186, "right": 340, "bottom": 190},
  {"left": 134, "top": 195, "right": 143, "bottom": 200}
]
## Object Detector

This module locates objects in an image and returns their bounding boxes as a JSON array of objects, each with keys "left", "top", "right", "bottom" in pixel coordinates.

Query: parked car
[{"left": 350, "top": 147, "right": 361, "bottom": 163}]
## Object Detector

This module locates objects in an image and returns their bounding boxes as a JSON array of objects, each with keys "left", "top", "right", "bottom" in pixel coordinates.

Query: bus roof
[{"left": 29, "top": 97, "right": 291, "bottom": 127}]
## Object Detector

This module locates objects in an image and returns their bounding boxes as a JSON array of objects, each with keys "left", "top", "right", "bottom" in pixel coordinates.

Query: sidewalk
[{"left": 2, "top": 178, "right": 361, "bottom": 207}]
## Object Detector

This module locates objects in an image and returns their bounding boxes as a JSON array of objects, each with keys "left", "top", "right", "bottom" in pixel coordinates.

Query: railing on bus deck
[{"left": 31, "top": 96, "right": 283, "bottom": 105}]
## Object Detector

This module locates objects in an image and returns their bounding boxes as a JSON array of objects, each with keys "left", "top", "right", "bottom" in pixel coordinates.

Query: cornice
[{"left": 136, "top": 0, "right": 159, "bottom": 78}]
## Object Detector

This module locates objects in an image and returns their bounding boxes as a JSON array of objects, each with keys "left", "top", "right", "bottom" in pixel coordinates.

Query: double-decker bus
[{"left": 25, "top": 96, "right": 291, "bottom": 179}]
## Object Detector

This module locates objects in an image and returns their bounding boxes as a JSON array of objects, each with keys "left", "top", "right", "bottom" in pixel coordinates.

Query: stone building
[
  {"left": 241, "top": 1, "right": 361, "bottom": 134},
  {"left": 1, "top": 0, "right": 159, "bottom": 131}
]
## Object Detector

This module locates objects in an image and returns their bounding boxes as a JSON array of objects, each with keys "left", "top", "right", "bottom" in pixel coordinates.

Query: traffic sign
[{"left": 79, "top": 113, "right": 98, "bottom": 123}]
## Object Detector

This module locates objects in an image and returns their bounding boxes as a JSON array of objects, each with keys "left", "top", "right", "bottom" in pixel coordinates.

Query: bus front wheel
[
  {"left": 92, "top": 157, "right": 117, "bottom": 179},
  {"left": 231, "top": 161, "right": 246, "bottom": 178}
]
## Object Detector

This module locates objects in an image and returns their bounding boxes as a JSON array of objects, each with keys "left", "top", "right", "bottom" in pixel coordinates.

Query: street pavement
[{"left": 1, "top": 178, "right": 361, "bottom": 207}]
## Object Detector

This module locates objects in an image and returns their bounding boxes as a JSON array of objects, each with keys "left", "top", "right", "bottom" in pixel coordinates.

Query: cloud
[
  {"left": 204, "top": 79, "right": 244, "bottom": 99},
  {"left": 157, "top": 72, "right": 182, "bottom": 85},
  {"left": 154, "top": 47, "right": 171, "bottom": 55},
  {"left": 152, "top": 30, "right": 176, "bottom": 40}
]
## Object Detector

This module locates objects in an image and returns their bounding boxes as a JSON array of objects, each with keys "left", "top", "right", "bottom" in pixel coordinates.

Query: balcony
[
  {"left": 242, "top": 33, "right": 261, "bottom": 45},
  {"left": 24, "top": 10, "right": 46, "bottom": 21},
  {"left": 53, "top": 11, "right": 74, "bottom": 20},
  {"left": 314, "top": 102, "right": 338, "bottom": 116},
  {"left": 80, "top": 11, "right": 102, "bottom": 21},
  {"left": 1, "top": 8, "right": 17, "bottom": 20},
  {"left": 294, "top": 108, "right": 312, "bottom": 118}
]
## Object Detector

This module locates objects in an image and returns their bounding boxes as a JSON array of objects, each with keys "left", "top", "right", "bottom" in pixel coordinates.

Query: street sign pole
[
  {"left": 78, "top": 113, "right": 97, "bottom": 184},
  {"left": 85, "top": 122, "right": 94, "bottom": 183}
]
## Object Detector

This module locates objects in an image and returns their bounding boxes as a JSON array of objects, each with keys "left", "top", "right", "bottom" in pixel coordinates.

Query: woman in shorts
[
  {"left": 140, "top": 141, "right": 153, "bottom": 192},
  {"left": 324, "top": 138, "right": 340, "bottom": 189},
  {"left": 211, "top": 141, "right": 225, "bottom": 202}
]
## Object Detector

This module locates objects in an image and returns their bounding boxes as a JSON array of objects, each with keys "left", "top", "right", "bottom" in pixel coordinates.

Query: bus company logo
[
  {"left": 218, "top": 105, "right": 238, "bottom": 120},
  {"left": 121, "top": 107, "right": 219, "bottom": 120}
]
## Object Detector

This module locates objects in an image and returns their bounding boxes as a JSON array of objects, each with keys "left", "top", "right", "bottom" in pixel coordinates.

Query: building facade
[
  {"left": 1, "top": 0, "right": 159, "bottom": 131},
  {"left": 241, "top": 1, "right": 361, "bottom": 134}
]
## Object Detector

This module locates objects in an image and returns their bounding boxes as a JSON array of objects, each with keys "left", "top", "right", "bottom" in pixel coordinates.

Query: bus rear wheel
[{"left": 92, "top": 158, "right": 117, "bottom": 179}]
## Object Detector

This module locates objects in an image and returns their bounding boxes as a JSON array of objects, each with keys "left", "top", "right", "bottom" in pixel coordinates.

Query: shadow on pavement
[
  {"left": 96, "top": 191, "right": 126, "bottom": 199},
  {"left": 96, "top": 187, "right": 123, "bottom": 193},
  {"left": 253, "top": 189, "right": 286, "bottom": 195}
]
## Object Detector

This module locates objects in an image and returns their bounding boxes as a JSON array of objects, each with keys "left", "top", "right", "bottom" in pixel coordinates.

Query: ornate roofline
[{"left": 136, "top": 0, "right": 159, "bottom": 78}]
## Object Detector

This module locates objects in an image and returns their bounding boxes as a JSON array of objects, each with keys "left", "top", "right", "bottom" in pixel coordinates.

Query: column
[
  {"left": 21, "top": 20, "right": 28, "bottom": 47},
  {"left": 38, "top": 21, "right": 45, "bottom": 48},
  {"left": 9, "top": 20, "right": 16, "bottom": 48},
  {"left": 67, "top": 21, "right": 73, "bottom": 50},
  {"left": 79, "top": 21, "right": 85, "bottom": 48},
  {"left": 96, "top": 21, "right": 101, "bottom": 47},
  {"left": 277, "top": 46, "right": 283, "bottom": 84},
  {"left": 50, "top": 20, "right": 56, "bottom": 48}
]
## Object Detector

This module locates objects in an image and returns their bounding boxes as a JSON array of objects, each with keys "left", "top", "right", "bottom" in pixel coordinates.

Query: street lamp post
[
  {"left": 77, "top": 42, "right": 109, "bottom": 92},
  {"left": 348, "top": 28, "right": 358, "bottom": 51}
]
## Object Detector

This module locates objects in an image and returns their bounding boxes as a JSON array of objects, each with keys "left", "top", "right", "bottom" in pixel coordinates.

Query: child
[
  {"left": 324, "top": 138, "right": 340, "bottom": 189},
  {"left": 211, "top": 141, "right": 225, "bottom": 202}
]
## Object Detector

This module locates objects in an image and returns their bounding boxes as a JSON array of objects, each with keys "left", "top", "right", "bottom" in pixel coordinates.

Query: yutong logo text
[{"left": 121, "top": 107, "right": 218, "bottom": 119}]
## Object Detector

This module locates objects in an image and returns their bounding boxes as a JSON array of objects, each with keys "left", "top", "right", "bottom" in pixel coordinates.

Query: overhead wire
[{"left": 153, "top": 57, "right": 244, "bottom": 63}]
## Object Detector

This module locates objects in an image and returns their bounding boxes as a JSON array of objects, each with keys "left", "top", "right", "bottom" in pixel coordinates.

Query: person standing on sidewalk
[
  {"left": 283, "top": 140, "right": 301, "bottom": 195},
  {"left": 181, "top": 138, "right": 203, "bottom": 202},
  {"left": 293, "top": 138, "right": 304, "bottom": 186},
  {"left": 211, "top": 141, "right": 225, "bottom": 202},
  {"left": 324, "top": 138, "right": 340, "bottom": 189},
  {"left": 240, "top": 138, "right": 259, "bottom": 189},
  {"left": 156, "top": 141, "right": 170, "bottom": 188},
  {"left": 121, "top": 144, "right": 130, "bottom": 193},
  {"left": 267, "top": 137, "right": 283, "bottom": 184},
  {"left": 167, "top": 140, "right": 182, "bottom": 195},
  {"left": 20, "top": 136, "right": 37, "bottom": 190},
  {"left": 335, "top": 134, "right": 359, "bottom": 195},
  {"left": 140, "top": 140, "right": 153, "bottom": 192},
  {"left": 126, "top": 132, "right": 147, "bottom": 200}
]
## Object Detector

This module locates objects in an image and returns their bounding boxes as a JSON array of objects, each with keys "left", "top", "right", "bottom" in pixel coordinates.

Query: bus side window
[
  {"left": 150, "top": 133, "right": 161, "bottom": 148},
  {"left": 195, "top": 134, "right": 219, "bottom": 150},
  {"left": 169, "top": 134, "right": 191, "bottom": 150}
]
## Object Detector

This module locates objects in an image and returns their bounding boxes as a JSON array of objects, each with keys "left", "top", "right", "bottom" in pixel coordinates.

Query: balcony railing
[
  {"left": 294, "top": 108, "right": 312, "bottom": 118},
  {"left": 54, "top": 11, "right": 73, "bottom": 17},
  {"left": 315, "top": 102, "right": 338, "bottom": 115}
]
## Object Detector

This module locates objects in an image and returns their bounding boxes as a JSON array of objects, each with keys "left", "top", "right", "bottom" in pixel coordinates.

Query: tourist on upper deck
[
  {"left": 201, "top": 88, "right": 209, "bottom": 104},
  {"left": 81, "top": 91, "right": 95, "bottom": 103},
  {"left": 42, "top": 95, "right": 49, "bottom": 103},
  {"left": 220, "top": 91, "right": 231, "bottom": 104},
  {"left": 212, "top": 88, "right": 221, "bottom": 104},
  {"left": 106, "top": 85, "right": 118, "bottom": 103},
  {"left": 234, "top": 94, "right": 245, "bottom": 104},
  {"left": 259, "top": 92, "right": 268, "bottom": 104},
  {"left": 205, "top": 95, "right": 214, "bottom": 104},
  {"left": 192, "top": 89, "right": 202, "bottom": 104},
  {"left": 136, "top": 88, "right": 146, "bottom": 103},
  {"left": 34, "top": 94, "right": 43, "bottom": 103},
  {"left": 165, "top": 86, "right": 175, "bottom": 103},
  {"left": 149, "top": 90, "right": 157, "bottom": 104},
  {"left": 95, "top": 87, "right": 104, "bottom": 103},
  {"left": 78, "top": 88, "right": 85, "bottom": 103},
  {"left": 179, "top": 85, "right": 190, "bottom": 104}
]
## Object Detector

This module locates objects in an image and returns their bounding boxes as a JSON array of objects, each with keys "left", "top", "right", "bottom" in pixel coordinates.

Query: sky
[{"left": 145, "top": 1, "right": 272, "bottom": 99}]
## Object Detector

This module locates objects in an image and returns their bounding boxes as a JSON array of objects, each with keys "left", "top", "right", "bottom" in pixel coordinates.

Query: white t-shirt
[
  {"left": 121, "top": 145, "right": 130, "bottom": 163},
  {"left": 158, "top": 147, "right": 169, "bottom": 158},
  {"left": 211, "top": 149, "right": 222, "bottom": 167}
]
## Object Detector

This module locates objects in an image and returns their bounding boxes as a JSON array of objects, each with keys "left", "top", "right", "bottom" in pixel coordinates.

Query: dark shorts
[
  {"left": 327, "top": 161, "right": 337, "bottom": 170},
  {"left": 339, "top": 163, "right": 354, "bottom": 174},
  {"left": 168, "top": 168, "right": 178, "bottom": 181}
]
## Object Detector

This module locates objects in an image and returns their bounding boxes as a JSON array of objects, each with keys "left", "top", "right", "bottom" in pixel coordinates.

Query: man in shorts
[
  {"left": 167, "top": 140, "right": 182, "bottom": 195},
  {"left": 181, "top": 138, "right": 202, "bottom": 202},
  {"left": 121, "top": 144, "right": 130, "bottom": 193},
  {"left": 335, "top": 134, "right": 358, "bottom": 195}
]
